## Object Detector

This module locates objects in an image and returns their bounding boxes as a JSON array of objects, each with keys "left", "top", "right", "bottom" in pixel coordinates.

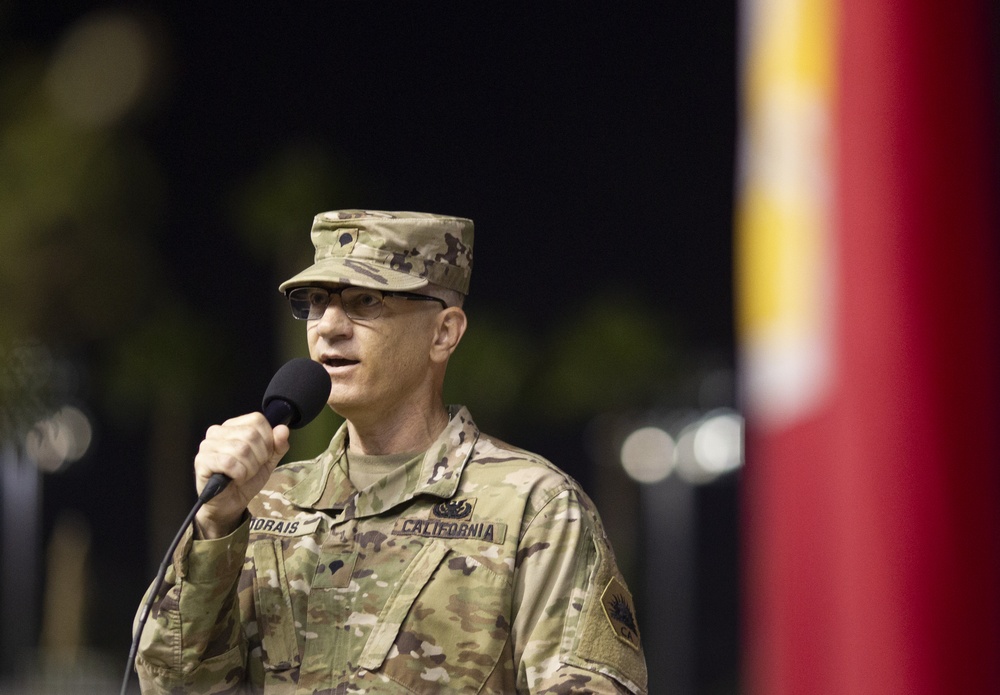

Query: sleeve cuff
[{"left": 182, "top": 515, "right": 251, "bottom": 583}]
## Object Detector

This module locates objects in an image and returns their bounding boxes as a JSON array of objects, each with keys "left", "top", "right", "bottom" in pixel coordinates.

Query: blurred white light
[
  {"left": 693, "top": 410, "right": 744, "bottom": 475},
  {"left": 620, "top": 426, "right": 675, "bottom": 484},
  {"left": 674, "top": 423, "right": 718, "bottom": 485},
  {"left": 26, "top": 406, "right": 93, "bottom": 473}
]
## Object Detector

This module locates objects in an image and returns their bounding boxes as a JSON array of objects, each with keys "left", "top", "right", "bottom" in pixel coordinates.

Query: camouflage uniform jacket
[{"left": 136, "top": 406, "right": 648, "bottom": 694}]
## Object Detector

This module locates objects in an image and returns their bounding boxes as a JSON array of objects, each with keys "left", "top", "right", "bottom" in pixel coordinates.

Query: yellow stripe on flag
[{"left": 736, "top": 0, "right": 837, "bottom": 427}]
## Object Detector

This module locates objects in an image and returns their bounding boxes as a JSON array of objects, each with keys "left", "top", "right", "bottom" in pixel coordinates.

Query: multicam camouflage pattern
[
  {"left": 278, "top": 210, "right": 475, "bottom": 296},
  {"left": 136, "top": 407, "right": 647, "bottom": 694}
]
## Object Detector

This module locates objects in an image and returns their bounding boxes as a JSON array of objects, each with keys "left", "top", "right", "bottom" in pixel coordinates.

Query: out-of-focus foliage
[
  {"left": 529, "top": 290, "right": 680, "bottom": 421},
  {"left": 445, "top": 290, "right": 682, "bottom": 432},
  {"left": 443, "top": 307, "right": 539, "bottom": 424},
  {"left": 0, "top": 56, "right": 159, "bottom": 347},
  {"left": 104, "top": 302, "right": 232, "bottom": 420},
  {"left": 0, "top": 341, "right": 60, "bottom": 445},
  {"left": 0, "top": 11, "right": 224, "bottom": 434},
  {"left": 229, "top": 143, "right": 354, "bottom": 277}
]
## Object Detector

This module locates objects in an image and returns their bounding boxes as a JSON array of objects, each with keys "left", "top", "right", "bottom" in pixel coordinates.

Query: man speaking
[{"left": 135, "top": 210, "right": 648, "bottom": 694}]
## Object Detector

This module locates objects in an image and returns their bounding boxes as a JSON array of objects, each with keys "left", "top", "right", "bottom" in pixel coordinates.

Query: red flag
[{"left": 738, "top": 0, "right": 1000, "bottom": 692}]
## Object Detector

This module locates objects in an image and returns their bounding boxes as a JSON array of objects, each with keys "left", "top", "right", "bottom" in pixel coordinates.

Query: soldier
[{"left": 135, "top": 210, "right": 648, "bottom": 694}]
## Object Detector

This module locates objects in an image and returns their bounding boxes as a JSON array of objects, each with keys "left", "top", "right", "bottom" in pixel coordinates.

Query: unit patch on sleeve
[{"left": 601, "top": 576, "right": 641, "bottom": 650}]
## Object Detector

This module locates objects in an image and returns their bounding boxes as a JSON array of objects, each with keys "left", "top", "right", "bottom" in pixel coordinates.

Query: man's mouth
[{"left": 323, "top": 357, "right": 359, "bottom": 369}]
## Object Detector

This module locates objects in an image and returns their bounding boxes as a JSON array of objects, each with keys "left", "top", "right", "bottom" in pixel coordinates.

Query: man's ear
[{"left": 430, "top": 307, "right": 468, "bottom": 363}]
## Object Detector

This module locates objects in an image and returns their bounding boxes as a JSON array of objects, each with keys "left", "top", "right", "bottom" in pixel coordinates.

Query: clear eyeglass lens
[
  {"left": 341, "top": 288, "right": 384, "bottom": 319},
  {"left": 288, "top": 287, "right": 385, "bottom": 320},
  {"left": 287, "top": 289, "right": 316, "bottom": 319}
]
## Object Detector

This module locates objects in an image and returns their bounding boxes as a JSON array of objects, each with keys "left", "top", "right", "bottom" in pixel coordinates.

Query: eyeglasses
[{"left": 286, "top": 286, "right": 447, "bottom": 321}]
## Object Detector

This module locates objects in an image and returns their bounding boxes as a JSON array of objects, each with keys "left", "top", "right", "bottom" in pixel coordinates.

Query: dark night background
[{"left": 2, "top": 2, "right": 739, "bottom": 693}]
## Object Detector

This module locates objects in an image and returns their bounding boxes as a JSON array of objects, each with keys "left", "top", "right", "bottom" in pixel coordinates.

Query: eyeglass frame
[{"left": 285, "top": 285, "right": 448, "bottom": 321}]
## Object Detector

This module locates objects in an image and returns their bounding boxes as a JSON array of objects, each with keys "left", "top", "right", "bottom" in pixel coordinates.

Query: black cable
[{"left": 120, "top": 496, "right": 205, "bottom": 695}]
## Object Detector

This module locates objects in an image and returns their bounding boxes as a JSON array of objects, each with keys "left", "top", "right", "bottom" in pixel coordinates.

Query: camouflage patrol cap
[{"left": 278, "top": 210, "right": 474, "bottom": 295}]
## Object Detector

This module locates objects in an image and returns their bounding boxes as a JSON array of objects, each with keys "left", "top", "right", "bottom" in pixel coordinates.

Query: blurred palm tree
[{"left": 0, "top": 12, "right": 230, "bottom": 678}]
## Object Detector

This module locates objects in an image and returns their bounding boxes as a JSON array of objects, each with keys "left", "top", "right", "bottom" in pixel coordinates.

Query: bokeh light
[
  {"left": 25, "top": 406, "right": 93, "bottom": 473},
  {"left": 620, "top": 426, "right": 675, "bottom": 484},
  {"left": 693, "top": 409, "right": 743, "bottom": 475}
]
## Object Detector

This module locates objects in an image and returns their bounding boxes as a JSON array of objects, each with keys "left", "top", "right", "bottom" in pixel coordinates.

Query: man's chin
[{"left": 326, "top": 395, "right": 367, "bottom": 421}]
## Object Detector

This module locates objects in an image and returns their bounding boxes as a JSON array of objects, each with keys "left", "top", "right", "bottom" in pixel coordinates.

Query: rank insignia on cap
[{"left": 601, "top": 577, "right": 641, "bottom": 650}]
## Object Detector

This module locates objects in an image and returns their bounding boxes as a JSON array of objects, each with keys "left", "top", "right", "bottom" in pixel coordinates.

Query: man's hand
[{"left": 193, "top": 413, "right": 290, "bottom": 539}]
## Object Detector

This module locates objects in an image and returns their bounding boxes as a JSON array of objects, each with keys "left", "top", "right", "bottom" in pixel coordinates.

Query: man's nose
[{"left": 314, "top": 297, "right": 353, "bottom": 335}]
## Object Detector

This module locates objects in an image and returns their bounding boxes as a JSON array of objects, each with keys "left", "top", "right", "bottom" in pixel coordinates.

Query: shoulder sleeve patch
[{"left": 601, "top": 576, "right": 641, "bottom": 650}]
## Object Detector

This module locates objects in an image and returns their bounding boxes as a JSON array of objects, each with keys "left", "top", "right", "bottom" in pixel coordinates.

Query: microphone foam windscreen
[{"left": 262, "top": 358, "right": 330, "bottom": 429}]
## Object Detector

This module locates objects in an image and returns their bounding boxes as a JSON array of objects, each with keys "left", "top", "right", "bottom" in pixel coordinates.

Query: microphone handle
[{"left": 198, "top": 399, "right": 296, "bottom": 503}]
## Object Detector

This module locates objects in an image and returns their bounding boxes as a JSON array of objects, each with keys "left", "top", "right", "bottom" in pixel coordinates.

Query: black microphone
[{"left": 198, "top": 358, "right": 330, "bottom": 503}]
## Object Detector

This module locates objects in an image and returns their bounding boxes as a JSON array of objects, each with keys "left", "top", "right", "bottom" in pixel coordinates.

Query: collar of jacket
[{"left": 281, "top": 405, "right": 481, "bottom": 518}]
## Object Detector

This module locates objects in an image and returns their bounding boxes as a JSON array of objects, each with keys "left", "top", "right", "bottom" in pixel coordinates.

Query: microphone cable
[{"left": 120, "top": 495, "right": 205, "bottom": 695}]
